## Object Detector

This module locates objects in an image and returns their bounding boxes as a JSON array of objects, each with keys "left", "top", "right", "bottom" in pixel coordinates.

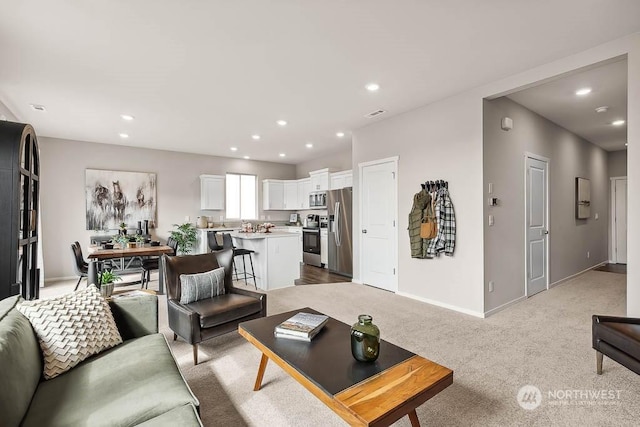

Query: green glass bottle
[{"left": 350, "top": 314, "right": 380, "bottom": 362}]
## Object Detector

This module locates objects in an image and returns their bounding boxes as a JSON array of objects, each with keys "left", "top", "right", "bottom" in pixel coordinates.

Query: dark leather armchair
[
  {"left": 592, "top": 315, "right": 640, "bottom": 375},
  {"left": 163, "top": 249, "right": 266, "bottom": 365}
]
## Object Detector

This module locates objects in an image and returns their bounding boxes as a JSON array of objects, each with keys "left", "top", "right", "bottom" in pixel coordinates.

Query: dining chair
[
  {"left": 70, "top": 241, "right": 89, "bottom": 291},
  {"left": 207, "top": 231, "right": 223, "bottom": 252},
  {"left": 140, "top": 237, "right": 178, "bottom": 289}
]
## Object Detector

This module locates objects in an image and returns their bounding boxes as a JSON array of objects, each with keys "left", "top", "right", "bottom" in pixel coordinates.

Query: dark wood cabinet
[{"left": 0, "top": 121, "right": 40, "bottom": 300}]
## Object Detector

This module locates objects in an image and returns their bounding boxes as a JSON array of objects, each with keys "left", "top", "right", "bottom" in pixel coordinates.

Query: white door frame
[
  {"left": 524, "top": 152, "right": 550, "bottom": 297},
  {"left": 610, "top": 176, "right": 627, "bottom": 264},
  {"left": 358, "top": 156, "right": 399, "bottom": 292}
]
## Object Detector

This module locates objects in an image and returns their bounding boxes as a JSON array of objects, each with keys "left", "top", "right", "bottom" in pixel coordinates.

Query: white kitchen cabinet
[
  {"left": 320, "top": 229, "right": 328, "bottom": 267},
  {"left": 309, "top": 169, "right": 330, "bottom": 191},
  {"left": 344, "top": 172, "right": 353, "bottom": 188},
  {"left": 330, "top": 170, "right": 353, "bottom": 190},
  {"left": 283, "top": 181, "right": 298, "bottom": 210},
  {"left": 200, "top": 175, "right": 225, "bottom": 210},
  {"left": 297, "top": 178, "right": 311, "bottom": 209},
  {"left": 263, "top": 180, "right": 284, "bottom": 210},
  {"left": 282, "top": 226, "right": 303, "bottom": 264}
]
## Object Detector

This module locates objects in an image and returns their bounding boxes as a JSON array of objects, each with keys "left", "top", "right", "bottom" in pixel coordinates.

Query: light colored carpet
[{"left": 43, "top": 270, "right": 639, "bottom": 426}]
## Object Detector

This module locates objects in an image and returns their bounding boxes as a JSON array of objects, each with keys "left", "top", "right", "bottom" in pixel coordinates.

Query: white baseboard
[
  {"left": 351, "top": 279, "right": 364, "bottom": 285},
  {"left": 483, "top": 296, "right": 527, "bottom": 318},
  {"left": 395, "top": 291, "right": 485, "bottom": 318},
  {"left": 44, "top": 276, "right": 77, "bottom": 284},
  {"left": 549, "top": 260, "right": 608, "bottom": 289}
]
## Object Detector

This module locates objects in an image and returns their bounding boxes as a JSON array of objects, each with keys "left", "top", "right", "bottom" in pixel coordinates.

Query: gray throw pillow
[{"left": 179, "top": 267, "right": 225, "bottom": 304}]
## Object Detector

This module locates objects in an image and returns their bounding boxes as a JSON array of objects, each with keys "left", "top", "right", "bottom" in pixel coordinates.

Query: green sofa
[{"left": 0, "top": 293, "right": 202, "bottom": 427}]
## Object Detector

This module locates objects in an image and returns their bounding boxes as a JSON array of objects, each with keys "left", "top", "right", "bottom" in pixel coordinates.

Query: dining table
[{"left": 87, "top": 244, "right": 174, "bottom": 294}]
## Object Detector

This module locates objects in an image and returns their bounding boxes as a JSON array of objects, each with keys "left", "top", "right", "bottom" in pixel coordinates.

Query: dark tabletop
[{"left": 239, "top": 307, "right": 415, "bottom": 396}]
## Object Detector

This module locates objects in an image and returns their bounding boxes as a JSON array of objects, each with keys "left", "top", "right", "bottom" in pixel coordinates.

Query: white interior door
[
  {"left": 525, "top": 156, "right": 548, "bottom": 297},
  {"left": 360, "top": 159, "right": 397, "bottom": 292},
  {"left": 614, "top": 178, "right": 627, "bottom": 264}
]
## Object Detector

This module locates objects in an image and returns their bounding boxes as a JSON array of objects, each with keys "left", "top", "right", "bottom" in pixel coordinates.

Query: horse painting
[{"left": 85, "top": 169, "right": 156, "bottom": 230}]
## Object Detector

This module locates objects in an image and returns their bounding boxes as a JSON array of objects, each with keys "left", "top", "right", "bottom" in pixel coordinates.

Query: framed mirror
[{"left": 576, "top": 177, "right": 591, "bottom": 219}]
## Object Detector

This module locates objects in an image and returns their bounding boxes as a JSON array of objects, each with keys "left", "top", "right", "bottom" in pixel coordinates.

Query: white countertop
[{"left": 230, "top": 231, "right": 299, "bottom": 240}]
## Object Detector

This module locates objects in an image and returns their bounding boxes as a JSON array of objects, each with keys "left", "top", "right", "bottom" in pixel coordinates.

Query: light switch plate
[{"left": 489, "top": 215, "right": 494, "bottom": 226}]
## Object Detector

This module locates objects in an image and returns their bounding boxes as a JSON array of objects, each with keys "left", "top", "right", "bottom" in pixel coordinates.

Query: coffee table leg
[
  {"left": 253, "top": 353, "right": 269, "bottom": 391},
  {"left": 408, "top": 410, "right": 420, "bottom": 427}
]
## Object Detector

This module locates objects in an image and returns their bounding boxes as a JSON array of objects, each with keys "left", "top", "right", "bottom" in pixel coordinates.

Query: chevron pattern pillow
[{"left": 17, "top": 285, "right": 123, "bottom": 380}]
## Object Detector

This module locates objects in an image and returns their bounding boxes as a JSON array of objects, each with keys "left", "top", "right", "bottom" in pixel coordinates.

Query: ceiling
[
  {"left": 507, "top": 59, "right": 628, "bottom": 151},
  {"left": 1, "top": 2, "right": 639, "bottom": 164}
]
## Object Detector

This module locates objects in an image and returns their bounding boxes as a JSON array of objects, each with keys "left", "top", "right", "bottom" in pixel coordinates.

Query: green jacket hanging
[{"left": 408, "top": 189, "right": 431, "bottom": 258}]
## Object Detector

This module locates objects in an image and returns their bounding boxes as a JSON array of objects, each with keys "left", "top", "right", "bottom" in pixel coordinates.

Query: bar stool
[{"left": 221, "top": 233, "right": 257, "bottom": 289}]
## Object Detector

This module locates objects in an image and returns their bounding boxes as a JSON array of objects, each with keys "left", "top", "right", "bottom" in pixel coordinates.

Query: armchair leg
[
  {"left": 193, "top": 344, "right": 199, "bottom": 365},
  {"left": 173, "top": 333, "right": 177, "bottom": 341},
  {"left": 596, "top": 351, "right": 603, "bottom": 375},
  {"left": 74, "top": 276, "right": 82, "bottom": 291},
  {"left": 140, "top": 271, "right": 146, "bottom": 289}
]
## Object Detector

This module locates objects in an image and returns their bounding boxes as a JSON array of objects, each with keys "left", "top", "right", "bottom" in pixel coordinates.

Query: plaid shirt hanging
[{"left": 426, "top": 188, "right": 456, "bottom": 257}]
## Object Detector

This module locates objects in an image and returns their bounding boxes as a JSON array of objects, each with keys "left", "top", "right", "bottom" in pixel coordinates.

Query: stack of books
[{"left": 274, "top": 312, "right": 329, "bottom": 342}]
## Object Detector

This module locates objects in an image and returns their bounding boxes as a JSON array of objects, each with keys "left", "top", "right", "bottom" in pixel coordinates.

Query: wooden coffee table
[{"left": 238, "top": 308, "right": 453, "bottom": 427}]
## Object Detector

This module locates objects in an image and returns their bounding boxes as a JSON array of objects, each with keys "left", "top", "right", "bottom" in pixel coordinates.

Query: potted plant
[
  {"left": 170, "top": 222, "right": 197, "bottom": 255},
  {"left": 113, "top": 234, "right": 128, "bottom": 248},
  {"left": 119, "top": 222, "right": 127, "bottom": 236},
  {"left": 98, "top": 270, "right": 121, "bottom": 298}
]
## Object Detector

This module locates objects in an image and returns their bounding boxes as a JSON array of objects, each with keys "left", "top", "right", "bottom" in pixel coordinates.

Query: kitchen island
[{"left": 230, "top": 231, "right": 300, "bottom": 290}]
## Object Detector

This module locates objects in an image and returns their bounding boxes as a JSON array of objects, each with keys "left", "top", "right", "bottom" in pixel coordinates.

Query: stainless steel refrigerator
[{"left": 328, "top": 187, "right": 353, "bottom": 277}]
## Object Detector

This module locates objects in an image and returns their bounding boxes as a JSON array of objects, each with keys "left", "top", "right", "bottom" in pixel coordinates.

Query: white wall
[
  {"left": 39, "top": 137, "right": 296, "bottom": 280},
  {"left": 627, "top": 39, "right": 640, "bottom": 316},
  {"left": 353, "top": 92, "right": 485, "bottom": 317},
  {"left": 295, "top": 147, "right": 352, "bottom": 179},
  {"left": 352, "top": 32, "right": 640, "bottom": 317},
  {"left": 0, "top": 100, "right": 18, "bottom": 121},
  {"left": 608, "top": 150, "right": 627, "bottom": 177}
]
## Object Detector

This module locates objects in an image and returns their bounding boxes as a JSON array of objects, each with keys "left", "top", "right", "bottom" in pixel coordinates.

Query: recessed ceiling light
[
  {"left": 612, "top": 120, "right": 626, "bottom": 126},
  {"left": 252, "top": 134, "right": 261, "bottom": 140},
  {"left": 230, "top": 147, "right": 238, "bottom": 151},
  {"left": 121, "top": 114, "right": 134, "bottom": 121},
  {"left": 276, "top": 120, "right": 287, "bottom": 126},
  {"left": 595, "top": 106, "right": 609, "bottom": 113},
  {"left": 243, "top": 155, "right": 250, "bottom": 159},
  {"left": 366, "top": 83, "right": 380, "bottom": 92},
  {"left": 30, "top": 104, "right": 46, "bottom": 112},
  {"left": 119, "top": 133, "right": 129, "bottom": 139},
  {"left": 336, "top": 132, "right": 345, "bottom": 138},
  {"left": 575, "top": 87, "right": 592, "bottom": 96},
  {"left": 279, "top": 153, "right": 286, "bottom": 157},
  {"left": 305, "top": 143, "right": 313, "bottom": 148}
]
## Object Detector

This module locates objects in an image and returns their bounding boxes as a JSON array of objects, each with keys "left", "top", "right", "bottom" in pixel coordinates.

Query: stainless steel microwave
[{"left": 309, "top": 191, "right": 327, "bottom": 209}]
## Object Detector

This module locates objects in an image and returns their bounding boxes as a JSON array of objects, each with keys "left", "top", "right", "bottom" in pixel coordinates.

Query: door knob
[{"left": 362, "top": 229, "right": 368, "bottom": 233}]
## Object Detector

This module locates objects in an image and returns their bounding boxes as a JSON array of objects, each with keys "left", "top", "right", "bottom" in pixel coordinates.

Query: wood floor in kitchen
[{"left": 295, "top": 264, "right": 351, "bottom": 285}]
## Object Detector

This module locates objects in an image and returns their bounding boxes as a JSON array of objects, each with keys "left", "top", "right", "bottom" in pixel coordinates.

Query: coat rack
[{"left": 421, "top": 180, "right": 448, "bottom": 191}]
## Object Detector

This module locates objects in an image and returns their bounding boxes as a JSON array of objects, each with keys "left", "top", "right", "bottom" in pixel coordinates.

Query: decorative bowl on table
[
  {"left": 103, "top": 243, "right": 114, "bottom": 250},
  {"left": 150, "top": 241, "right": 160, "bottom": 246}
]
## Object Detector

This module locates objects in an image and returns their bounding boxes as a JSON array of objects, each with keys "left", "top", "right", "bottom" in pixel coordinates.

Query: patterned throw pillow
[
  {"left": 17, "top": 285, "right": 123, "bottom": 380},
  {"left": 180, "top": 267, "right": 225, "bottom": 304}
]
